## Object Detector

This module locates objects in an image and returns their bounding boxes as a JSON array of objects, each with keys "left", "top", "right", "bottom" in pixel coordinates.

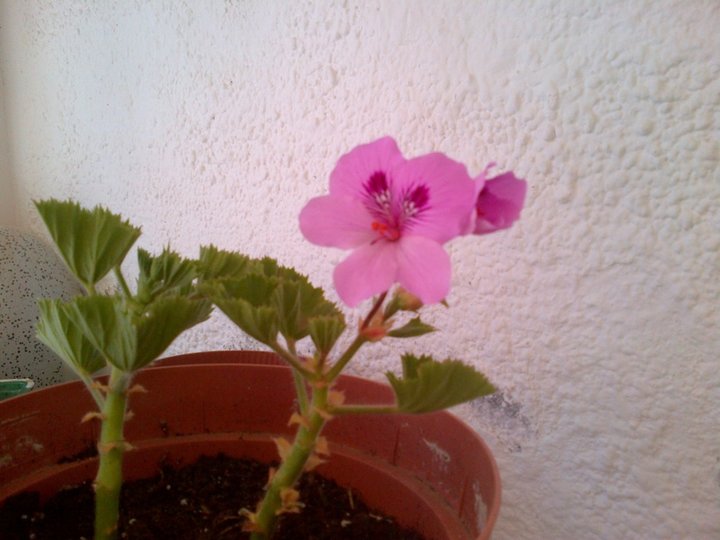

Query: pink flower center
[{"left": 363, "top": 170, "right": 429, "bottom": 242}]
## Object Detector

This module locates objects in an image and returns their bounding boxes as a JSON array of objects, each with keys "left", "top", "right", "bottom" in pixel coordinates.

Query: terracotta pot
[{"left": 0, "top": 351, "right": 500, "bottom": 539}]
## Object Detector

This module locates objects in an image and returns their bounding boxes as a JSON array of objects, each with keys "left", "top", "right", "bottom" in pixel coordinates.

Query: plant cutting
[
  {"left": 32, "top": 200, "right": 212, "bottom": 540},
  {"left": 197, "top": 136, "right": 527, "bottom": 538}
]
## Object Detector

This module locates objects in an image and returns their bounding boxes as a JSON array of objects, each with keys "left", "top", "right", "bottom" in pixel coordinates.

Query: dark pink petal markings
[
  {"left": 360, "top": 170, "right": 434, "bottom": 243},
  {"left": 392, "top": 153, "right": 476, "bottom": 243},
  {"left": 329, "top": 137, "right": 405, "bottom": 199},
  {"left": 398, "top": 183, "right": 430, "bottom": 225},
  {"left": 362, "top": 170, "right": 393, "bottom": 223}
]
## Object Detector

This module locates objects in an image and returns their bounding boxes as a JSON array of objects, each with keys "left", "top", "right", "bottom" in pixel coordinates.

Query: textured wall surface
[
  {"left": 0, "top": 67, "right": 16, "bottom": 227},
  {"left": 1, "top": 1, "right": 719, "bottom": 538},
  {"left": 0, "top": 228, "right": 79, "bottom": 385}
]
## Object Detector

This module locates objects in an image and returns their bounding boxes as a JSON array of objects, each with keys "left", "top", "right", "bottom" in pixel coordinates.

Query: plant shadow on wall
[
  {"left": 16, "top": 137, "right": 526, "bottom": 539},
  {"left": 472, "top": 392, "right": 534, "bottom": 454}
]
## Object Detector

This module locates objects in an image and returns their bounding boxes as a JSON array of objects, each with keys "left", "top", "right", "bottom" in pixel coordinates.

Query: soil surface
[{"left": 0, "top": 454, "right": 426, "bottom": 539}]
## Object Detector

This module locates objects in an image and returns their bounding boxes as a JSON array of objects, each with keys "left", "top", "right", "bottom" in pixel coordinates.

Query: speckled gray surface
[{"left": 0, "top": 228, "right": 80, "bottom": 386}]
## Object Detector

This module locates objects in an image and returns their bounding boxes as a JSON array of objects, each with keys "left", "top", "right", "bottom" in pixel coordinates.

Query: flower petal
[
  {"left": 474, "top": 171, "right": 527, "bottom": 234},
  {"left": 474, "top": 162, "right": 496, "bottom": 193},
  {"left": 333, "top": 241, "right": 398, "bottom": 307},
  {"left": 392, "top": 152, "right": 476, "bottom": 243},
  {"left": 299, "top": 195, "right": 374, "bottom": 248},
  {"left": 395, "top": 236, "right": 451, "bottom": 304},
  {"left": 329, "top": 137, "right": 405, "bottom": 199}
]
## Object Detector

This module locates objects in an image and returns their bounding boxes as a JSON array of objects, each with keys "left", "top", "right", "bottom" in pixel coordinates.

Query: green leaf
[
  {"left": 136, "top": 247, "right": 197, "bottom": 305},
  {"left": 36, "top": 299, "right": 105, "bottom": 376},
  {"left": 387, "top": 317, "right": 436, "bottom": 338},
  {"left": 250, "top": 256, "right": 344, "bottom": 342},
  {"left": 134, "top": 296, "right": 212, "bottom": 369},
  {"left": 214, "top": 297, "right": 279, "bottom": 344},
  {"left": 308, "top": 315, "right": 346, "bottom": 355},
  {"left": 256, "top": 256, "right": 305, "bottom": 282},
  {"left": 212, "top": 274, "right": 280, "bottom": 306},
  {"left": 61, "top": 295, "right": 137, "bottom": 372},
  {"left": 35, "top": 199, "right": 141, "bottom": 289},
  {"left": 272, "top": 278, "right": 343, "bottom": 342},
  {"left": 386, "top": 354, "right": 496, "bottom": 414},
  {"left": 197, "top": 245, "right": 255, "bottom": 281},
  {"left": 199, "top": 252, "right": 343, "bottom": 346},
  {"left": 201, "top": 274, "right": 279, "bottom": 343}
]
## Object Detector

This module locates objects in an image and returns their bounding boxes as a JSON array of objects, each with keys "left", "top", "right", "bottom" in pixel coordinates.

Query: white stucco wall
[{"left": 1, "top": 1, "right": 719, "bottom": 538}]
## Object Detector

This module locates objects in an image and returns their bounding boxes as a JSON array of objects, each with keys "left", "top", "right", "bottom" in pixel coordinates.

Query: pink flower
[
  {"left": 299, "top": 137, "right": 475, "bottom": 307},
  {"left": 472, "top": 168, "right": 527, "bottom": 235}
]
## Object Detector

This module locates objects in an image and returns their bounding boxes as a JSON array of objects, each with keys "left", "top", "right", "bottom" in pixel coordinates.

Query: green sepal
[
  {"left": 61, "top": 295, "right": 137, "bottom": 372},
  {"left": 36, "top": 299, "right": 105, "bottom": 376},
  {"left": 134, "top": 296, "right": 212, "bottom": 369},
  {"left": 34, "top": 199, "right": 141, "bottom": 290},
  {"left": 197, "top": 245, "right": 255, "bottom": 281},
  {"left": 387, "top": 317, "right": 436, "bottom": 338},
  {"left": 308, "top": 315, "right": 347, "bottom": 355},
  {"left": 386, "top": 354, "right": 496, "bottom": 414},
  {"left": 136, "top": 248, "right": 197, "bottom": 306}
]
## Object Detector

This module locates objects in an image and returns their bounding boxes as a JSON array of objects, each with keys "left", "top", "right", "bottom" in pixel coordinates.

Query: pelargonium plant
[
  {"left": 32, "top": 137, "right": 524, "bottom": 540},
  {"left": 198, "top": 136, "right": 526, "bottom": 538},
  {"left": 34, "top": 200, "right": 212, "bottom": 540}
]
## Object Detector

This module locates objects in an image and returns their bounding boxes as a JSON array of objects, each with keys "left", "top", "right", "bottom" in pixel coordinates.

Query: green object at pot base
[{"left": 0, "top": 379, "right": 34, "bottom": 400}]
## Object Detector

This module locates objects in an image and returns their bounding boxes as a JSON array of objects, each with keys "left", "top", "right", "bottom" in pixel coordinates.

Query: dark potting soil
[{"left": 0, "top": 454, "right": 426, "bottom": 539}]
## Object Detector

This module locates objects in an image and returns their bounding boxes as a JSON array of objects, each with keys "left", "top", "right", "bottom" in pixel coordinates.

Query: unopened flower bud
[
  {"left": 359, "top": 311, "right": 391, "bottom": 341},
  {"left": 395, "top": 288, "right": 423, "bottom": 311}
]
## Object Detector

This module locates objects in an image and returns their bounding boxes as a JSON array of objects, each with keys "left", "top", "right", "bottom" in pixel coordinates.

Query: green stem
[
  {"left": 269, "top": 341, "right": 315, "bottom": 380},
  {"left": 93, "top": 368, "right": 131, "bottom": 540},
  {"left": 249, "top": 294, "right": 389, "bottom": 538},
  {"left": 361, "top": 291, "right": 387, "bottom": 329},
  {"left": 286, "top": 339, "right": 309, "bottom": 416},
  {"left": 327, "top": 404, "right": 399, "bottom": 416},
  {"left": 325, "top": 335, "right": 366, "bottom": 381},
  {"left": 250, "top": 386, "right": 329, "bottom": 540},
  {"left": 113, "top": 266, "right": 132, "bottom": 299},
  {"left": 324, "top": 292, "right": 387, "bottom": 381}
]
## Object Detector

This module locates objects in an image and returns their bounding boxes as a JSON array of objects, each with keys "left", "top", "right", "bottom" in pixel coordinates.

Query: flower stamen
[{"left": 371, "top": 221, "right": 400, "bottom": 241}]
